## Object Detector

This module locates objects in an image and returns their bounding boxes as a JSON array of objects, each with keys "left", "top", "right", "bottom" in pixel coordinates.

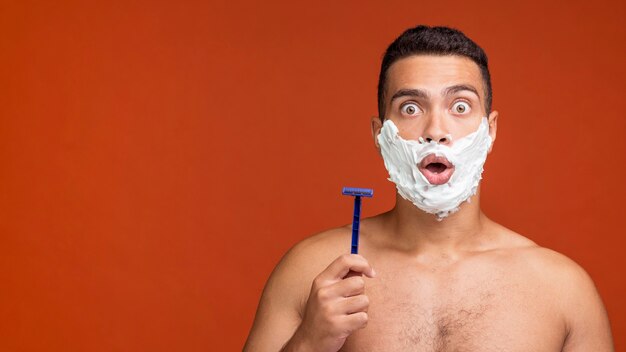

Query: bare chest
[{"left": 340, "top": 263, "right": 565, "bottom": 352}]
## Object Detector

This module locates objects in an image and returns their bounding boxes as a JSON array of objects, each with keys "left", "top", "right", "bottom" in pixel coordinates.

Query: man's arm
[
  {"left": 244, "top": 233, "right": 375, "bottom": 352},
  {"left": 244, "top": 242, "right": 310, "bottom": 352},
  {"left": 560, "top": 261, "right": 614, "bottom": 351}
]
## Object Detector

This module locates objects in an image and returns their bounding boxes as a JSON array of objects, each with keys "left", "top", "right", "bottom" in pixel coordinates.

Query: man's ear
[
  {"left": 371, "top": 116, "right": 383, "bottom": 153},
  {"left": 487, "top": 110, "right": 498, "bottom": 153}
]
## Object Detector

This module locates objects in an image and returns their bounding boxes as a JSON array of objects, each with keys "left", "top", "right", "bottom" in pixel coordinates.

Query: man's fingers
[
  {"left": 318, "top": 254, "right": 376, "bottom": 283},
  {"left": 323, "top": 275, "right": 366, "bottom": 298},
  {"left": 333, "top": 276, "right": 365, "bottom": 297},
  {"left": 341, "top": 311, "right": 369, "bottom": 331},
  {"left": 341, "top": 295, "right": 370, "bottom": 314},
  {"left": 344, "top": 270, "right": 361, "bottom": 279}
]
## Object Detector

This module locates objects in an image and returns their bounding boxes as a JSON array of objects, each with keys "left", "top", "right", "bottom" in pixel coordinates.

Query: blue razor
[{"left": 342, "top": 187, "right": 374, "bottom": 254}]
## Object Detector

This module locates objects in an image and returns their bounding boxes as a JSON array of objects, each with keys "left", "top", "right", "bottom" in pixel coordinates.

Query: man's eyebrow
[
  {"left": 390, "top": 88, "right": 430, "bottom": 104},
  {"left": 443, "top": 84, "right": 481, "bottom": 100}
]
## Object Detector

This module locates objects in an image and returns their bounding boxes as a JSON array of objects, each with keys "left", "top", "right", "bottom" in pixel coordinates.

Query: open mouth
[{"left": 418, "top": 154, "right": 455, "bottom": 185}]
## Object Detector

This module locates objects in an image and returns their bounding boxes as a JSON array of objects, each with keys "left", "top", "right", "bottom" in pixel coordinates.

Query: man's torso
[
  {"left": 297, "top": 217, "right": 569, "bottom": 352},
  {"left": 339, "top": 246, "right": 566, "bottom": 351}
]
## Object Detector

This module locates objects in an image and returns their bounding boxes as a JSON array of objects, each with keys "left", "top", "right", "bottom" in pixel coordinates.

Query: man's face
[
  {"left": 372, "top": 54, "right": 497, "bottom": 148},
  {"left": 372, "top": 55, "right": 499, "bottom": 216}
]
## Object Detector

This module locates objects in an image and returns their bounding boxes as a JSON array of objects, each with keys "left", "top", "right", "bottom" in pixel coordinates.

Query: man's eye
[
  {"left": 401, "top": 103, "right": 420, "bottom": 116},
  {"left": 452, "top": 101, "right": 471, "bottom": 114}
]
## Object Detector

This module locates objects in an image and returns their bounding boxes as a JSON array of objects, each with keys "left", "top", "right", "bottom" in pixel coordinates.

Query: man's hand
[{"left": 282, "top": 254, "right": 376, "bottom": 352}]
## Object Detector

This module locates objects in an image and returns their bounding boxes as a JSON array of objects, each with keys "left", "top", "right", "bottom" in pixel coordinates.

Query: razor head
[{"left": 342, "top": 187, "right": 374, "bottom": 197}]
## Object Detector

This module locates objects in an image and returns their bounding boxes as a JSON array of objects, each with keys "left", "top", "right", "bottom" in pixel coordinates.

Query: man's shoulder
[
  {"left": 278, "top": 225, "right": 354, "bottom": 277},
  {"left": 495, "top": 232, "right": 612, "bottom": 348},
  {"left": 265, "top": 225, "right": 352, "bottom": 285},
  {"left": 487, "top": 225, "right": 596, "bottom": 296},
  {"left": 484, "top": 224, "right": 605, "bottom": 332},
  {"left": 521, "top": 246, "right": 596, "bottom": 296}
]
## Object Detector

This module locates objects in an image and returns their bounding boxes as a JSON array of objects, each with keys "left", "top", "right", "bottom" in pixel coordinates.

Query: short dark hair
[{"left": 377, "top": 25, "right": 492, "bottom": 119}]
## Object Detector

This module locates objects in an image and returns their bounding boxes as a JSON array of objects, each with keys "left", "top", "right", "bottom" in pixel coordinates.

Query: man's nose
[{"left": 421, "top": 114, "right": 451, "bottom": 145}]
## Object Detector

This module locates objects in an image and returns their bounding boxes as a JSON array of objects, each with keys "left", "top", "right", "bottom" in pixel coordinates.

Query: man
[{"left": 244, "top": 25, "right": 614, "bottom": 351}]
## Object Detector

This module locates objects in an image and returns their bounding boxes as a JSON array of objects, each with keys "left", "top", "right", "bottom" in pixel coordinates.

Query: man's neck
[{"left": 381, "top": 191, "right": 491, "bottom": 257}]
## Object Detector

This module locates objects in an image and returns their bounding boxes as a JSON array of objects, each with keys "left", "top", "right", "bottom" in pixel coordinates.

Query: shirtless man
[{"left": 244, "top": 25, "right": 614, "bottom": 352}]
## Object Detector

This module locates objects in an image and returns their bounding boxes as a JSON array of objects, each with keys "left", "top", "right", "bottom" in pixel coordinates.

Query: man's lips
[{"left": 418, "top": 154, "right": 455, "bottom": 185}]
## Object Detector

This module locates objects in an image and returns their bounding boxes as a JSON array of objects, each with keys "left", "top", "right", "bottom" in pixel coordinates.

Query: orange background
[{"left": 1, "top": 1, "right": 625, "bottom": 351}]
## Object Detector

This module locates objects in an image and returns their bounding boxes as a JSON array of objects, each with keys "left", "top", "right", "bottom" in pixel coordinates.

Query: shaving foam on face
[{"left": 377, "top": 117, "right": 492, "bottom": 219}]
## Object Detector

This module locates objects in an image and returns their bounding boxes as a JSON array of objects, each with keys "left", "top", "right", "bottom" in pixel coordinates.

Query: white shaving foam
[{"left": 377, "top": 118, "right": 492, "bottom": 219}]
